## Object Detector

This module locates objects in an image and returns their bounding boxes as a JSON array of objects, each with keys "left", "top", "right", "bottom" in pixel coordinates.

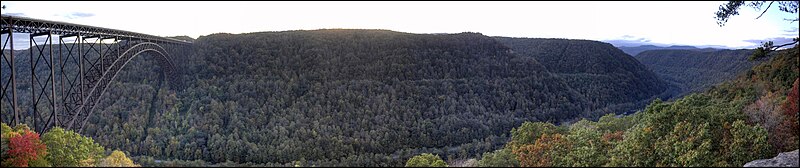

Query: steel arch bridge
[{"left": 1, "top": 14, "right": 191, "bottom": 133}]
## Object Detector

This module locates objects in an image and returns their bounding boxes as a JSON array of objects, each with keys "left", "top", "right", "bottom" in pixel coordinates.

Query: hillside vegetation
[
  {"left": 472, "top": 45, "right": 798, "bottom": 167},
  {"left": 4, "top": 30, "right": 733, "bottom": 167},
  {"left": 80, "top": 30, "right": 605, "bottom": 166},
  {"left": 635, "top": 49, "right": 762, "bottom": 97},
  {"left": 496, "top": 37, "right": 671, "bottom": 117},
  {"left": 74, "top": 30, "right": 675, "bottom": 166}
]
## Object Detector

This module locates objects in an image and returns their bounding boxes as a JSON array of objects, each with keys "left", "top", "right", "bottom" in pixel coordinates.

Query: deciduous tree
[
  {"left": 405, "top": 153, "right": 447, "bottom": 167},
  {"left": 513, "top": 133, "right": 570, "bottom": 167},
  {"left": 476, "top": 149, "right": 519, "bottom": 167},
  {"left": 98, "top": 150, "right": 141, "bottom": 167},
  {"left": 41, "top": 127, "right": 105, "bottom": 167},
  {"left": 6, "top": 130, "right": 47, "bottom": 167}
]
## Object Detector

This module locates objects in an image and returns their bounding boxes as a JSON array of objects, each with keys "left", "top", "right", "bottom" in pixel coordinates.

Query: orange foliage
[
  {"left": 602, "top": 131, "right": 624, "bottom": 143},
  {"left": 7, "top": 130, "right": 47, "bottom": 167},
  {"left": 513, "top": 133, "right": 570, "bottom": 167}
]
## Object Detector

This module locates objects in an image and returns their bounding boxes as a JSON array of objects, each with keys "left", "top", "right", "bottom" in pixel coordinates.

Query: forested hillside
[
  {"left": 495, "top": 37, "right": 671, "bottom": 117},
  {"left": 471, "top": 43, "right": 798, "bottom": 167},
  {"left": 4, "top": 30, "right": 719, "bottom": 166},
  {"left": 76, "top": 30, "right": 613, "bottom": 166},
  {"left": 635, "top": 49, "right": 762, "bottom": 97}
]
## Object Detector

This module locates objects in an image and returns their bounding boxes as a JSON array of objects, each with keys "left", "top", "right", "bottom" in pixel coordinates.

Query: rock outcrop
[{"left": 744, "top": 150, "right": 799, "bottom": 167}]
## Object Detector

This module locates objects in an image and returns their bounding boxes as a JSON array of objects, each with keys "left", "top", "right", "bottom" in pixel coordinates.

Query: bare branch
[{"left": 756, "top": 1, "right": 774, "bottom": 19}]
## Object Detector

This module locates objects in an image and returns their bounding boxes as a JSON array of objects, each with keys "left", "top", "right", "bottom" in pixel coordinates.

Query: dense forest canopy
[
  {"left": 1, "top": 1, "right": 797, "bottom": 166},
  {"left": 473, "top": 42, "right": 798, "bottom": 168},
  {"left": 3, "top": 27, "right": 794, "bottom": 167},
  {"left": 0, "top": 29, "right": 681, "bottom": 166},
  {"left": 80, "top": 30, "right": 619, "bottom": 166},
  {"left": 635, "top": 49, "right": 763, "bottom": 97},
  {"left": 495, "top": 37, "right": 672, "bottom": 117}
]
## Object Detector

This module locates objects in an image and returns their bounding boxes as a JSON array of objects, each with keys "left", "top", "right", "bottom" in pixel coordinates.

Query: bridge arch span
[
  {"left": 67, "top": 42, "right": 179, "bottom": 131},
  {"left": 1, "top": 14, "right": 191, "bottom": 133}
]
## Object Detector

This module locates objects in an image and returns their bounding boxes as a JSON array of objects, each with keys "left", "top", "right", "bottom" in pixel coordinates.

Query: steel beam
[
  {"left": 1, "top": 24, "right": 20, "bottom": 126},
  {"left": 1, "top": 14, "right": 190, "bottom": 132},
  {"left": 29, "top": 31, "right": 58, "bottom": 133}
]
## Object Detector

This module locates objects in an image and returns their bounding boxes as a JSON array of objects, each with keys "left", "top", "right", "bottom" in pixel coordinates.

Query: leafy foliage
[
  {"left": 3, "top": 28, "right": 793, "bottom": 167},
  {"left": 712, "top": 45, "right": 799, "bottom": 153},
  {"left": 9, "top": 29, "right": 675, "bottom": 166},
  {"left": 654, "top": 121, "right": 713, "bottom": 166},
  {"left": 726, "top": 120, "right": 771, "bottom": 166},
  {"left": 405, "top": 153, "right": 447, "bottom": 167},
  {"left": 635, "top": 49, "right": 761, "bottom": 96},
  {"left": 1, "top": 29, "right": 683, "bottom": 166},
  {"left": 98, "top": 150, "right": 141, "bottom": 167},
  {"left": 563, "top": 123, "right": 606, "bottom": 167},
  {"left": 496, "top": 94, "right": 774, "bottom": 167},
  {"left": 493, "top": 43, "right": 799, "bottom": 168},
  {"left": 1, "top": 123, "right": 11, "bottom": 162},
  {"left": 5, "top": 129, "right": 47, "bottom": 167},
  {"left": 496, "top": 37, "right": 670, "bottom": 118},
  {"left": 774, "top": 79, "right": 799, "bottom": 152},
  {"left": 1, "top": 123, "right": 142, "bottom": 167},
  {"left": 476, "top": 149, "right": 518, "bottom": 167},
  {"left": 513, "top": 133, "right": 571, "bottom": 167},
  {"left": 40, "top": 127, "right": 106, "bottom": 167},
  {"left": 506, "top": 122, "right": 564, "bottom": 152},
  {"left": 714, "top": 1, "right": 746, "bottom": 26}
]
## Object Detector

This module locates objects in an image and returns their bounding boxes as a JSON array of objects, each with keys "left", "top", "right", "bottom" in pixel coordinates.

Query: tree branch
[
  {"left": 771, "top": 40, "right": 799, "bottom": 50},
  {"left": 756, "top": 1, "right": 774, "bottom": 19}
]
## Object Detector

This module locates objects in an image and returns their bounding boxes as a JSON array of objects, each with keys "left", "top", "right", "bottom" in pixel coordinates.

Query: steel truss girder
[
  {"left": 28, "top": 32, "right": 58, "bottom": 133},
  {"left": 67, "top": 42, "right": 179, "bottom": 132},
  {"left": 0, "top": 14, "right": 190, "bottom": 133},
  {"left": 1, "top": 21, "right": 19, "bottom": 126}
]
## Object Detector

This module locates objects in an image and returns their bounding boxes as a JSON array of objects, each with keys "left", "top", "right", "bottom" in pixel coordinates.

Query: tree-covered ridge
[
  {"left": 12, "top": 29, "right": 786, "bottom": 167},
  {"left": 197, "top": 30, "right": 554, "bottom": 81},
  {"left": 635, "top": 49, "right": 762, "bottom": 96},
  {"left": 475, "top": 45, "right": 799, "bottom": 167},
  {"left": 495, "top": 37, "right": 670, "bottom": 117},
  {"left": 73, "top": 29, "right": 610, "bottom": 166},
  {"left": 616, "top": 44, "right": 720, "bottom": 56}
]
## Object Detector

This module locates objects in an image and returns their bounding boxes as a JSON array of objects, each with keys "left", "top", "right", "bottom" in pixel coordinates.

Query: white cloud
[{"left": 1, "top": 1, "right": 796, "bottom": 49}]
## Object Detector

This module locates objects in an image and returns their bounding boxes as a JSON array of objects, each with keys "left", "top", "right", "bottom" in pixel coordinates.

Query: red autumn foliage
[
  {"left": 7, "top": 130, "right": 47, "bottom": 167},
  {"left": 773, "top": 78, "right": 800, "bottom": 152},
  {"left": 783, "top": 78, "right": 798, "bottom": 120}
]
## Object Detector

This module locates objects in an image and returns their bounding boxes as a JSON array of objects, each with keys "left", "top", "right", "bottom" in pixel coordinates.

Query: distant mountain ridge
[
  {"left": 617, "top": 45, "right": 722, "bottom": 56},
  {"left": 495, "top": 37, "right": 671, "bottom": 117},
  {"left": 634, "top": 49, "right": 762, "bottom": 97}
]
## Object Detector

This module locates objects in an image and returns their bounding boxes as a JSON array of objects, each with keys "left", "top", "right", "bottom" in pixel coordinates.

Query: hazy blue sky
[{"left": 1, "top": 1, "right": 798, "bottom": 49}]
